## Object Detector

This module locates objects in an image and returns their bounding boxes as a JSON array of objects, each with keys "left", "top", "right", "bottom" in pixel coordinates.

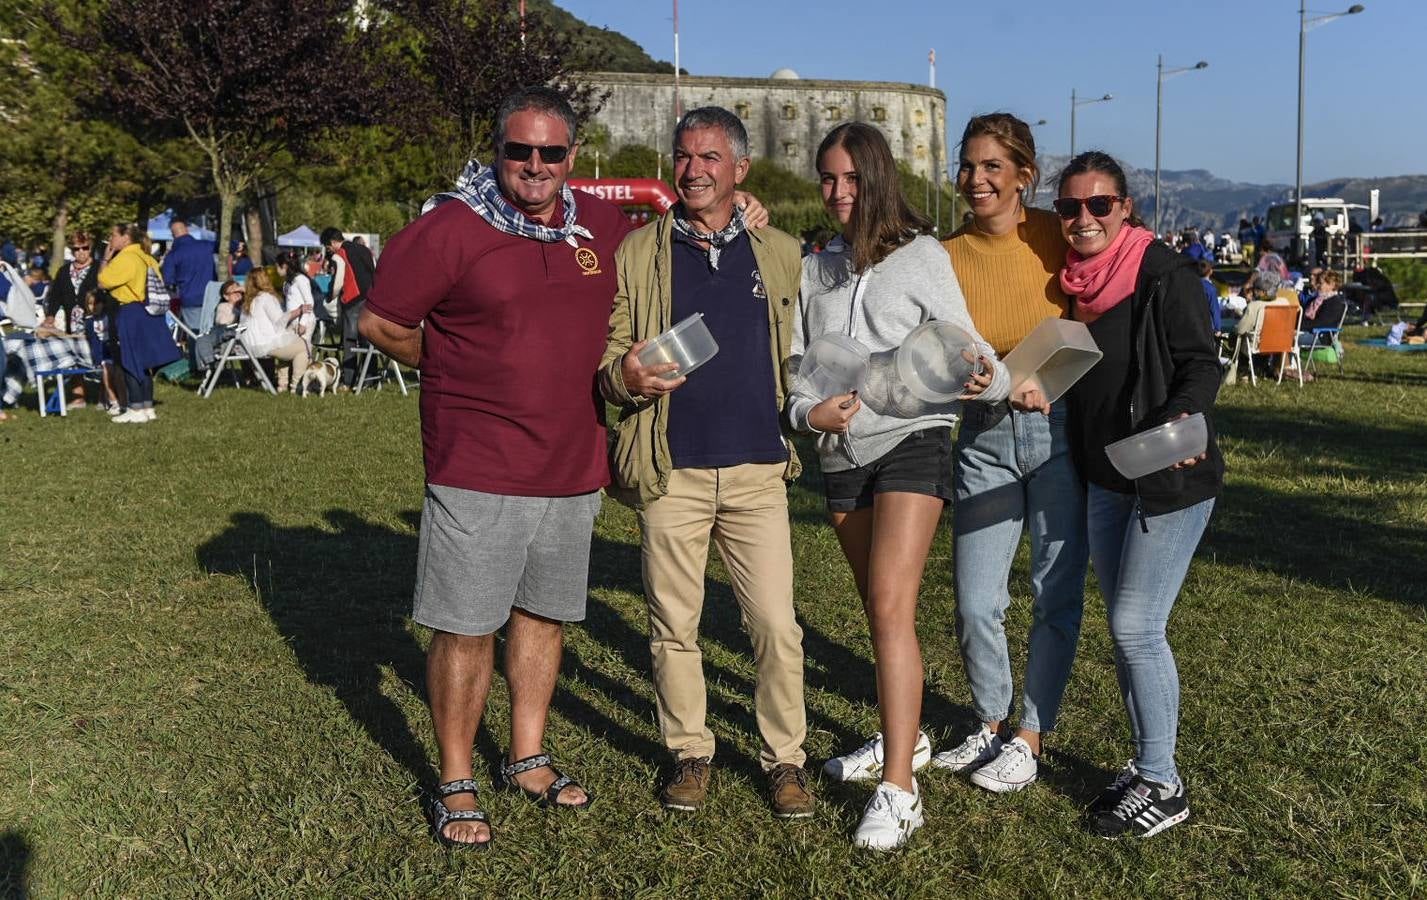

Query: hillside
[{"left": 532, "top": 0, "right": 676, "bottom": 74}]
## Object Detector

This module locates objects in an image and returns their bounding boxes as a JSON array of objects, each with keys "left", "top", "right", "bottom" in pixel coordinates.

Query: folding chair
[
  {"left": 1302, "top": 304, "right": 1348, "bottom": 376},
  {"left": 35, "top": 366, "right": 100, "bottom": 417},
  {"left": 199, "top": 325, "right": 277, "bottom": 397},
  {"left": 352, "top": 345, "right": 409, "bottom": 396},
  {"left": 1252, "top": 304, "right": 1303, "bottom": 387}
]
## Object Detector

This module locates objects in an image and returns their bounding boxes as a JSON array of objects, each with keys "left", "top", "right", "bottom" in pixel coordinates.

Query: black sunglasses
[
  {"left": 1052, "top": 195, "right": 1124, "bottom": 219},
  {"left": 502, "top": 141, "right": 570, "bottom": 164}
]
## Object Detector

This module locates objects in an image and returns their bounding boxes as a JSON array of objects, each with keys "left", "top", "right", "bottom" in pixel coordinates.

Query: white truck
[{"left": 1263, "top": 197, "right": 1367, "bottom": 256}]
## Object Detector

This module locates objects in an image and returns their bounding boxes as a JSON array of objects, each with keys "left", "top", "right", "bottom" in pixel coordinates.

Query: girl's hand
[
  {"left": 1169, "top": 412, "right": 1208, "bottom": 469},
  {"left": 807, "top": 391, "right": 859, "bottom": 433},
  {"left": 957, "top": 354, "right": 995, "bottom": 400}
]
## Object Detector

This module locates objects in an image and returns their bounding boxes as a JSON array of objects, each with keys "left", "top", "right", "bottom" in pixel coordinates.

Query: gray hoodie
[{"left": 788, "top": 234, "right": 1010, "bottom": 472}]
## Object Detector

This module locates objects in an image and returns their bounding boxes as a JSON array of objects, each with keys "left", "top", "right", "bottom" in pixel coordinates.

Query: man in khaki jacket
[{"left": 598, "top": 107, "right": 811, "bottom": 818}]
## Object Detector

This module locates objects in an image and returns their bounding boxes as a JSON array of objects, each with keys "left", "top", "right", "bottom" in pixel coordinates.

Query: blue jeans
[
  {"left": 953, "top": 402, "right": 1088, "bottom": 733},
  {"left": 1087, "top": 484, "right": 1214, "bottom": 785}
]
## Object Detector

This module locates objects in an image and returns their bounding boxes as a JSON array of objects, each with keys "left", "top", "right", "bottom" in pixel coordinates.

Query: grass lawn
[{"left": 3, "top": 330, "right": 1425, "bottom": 897}]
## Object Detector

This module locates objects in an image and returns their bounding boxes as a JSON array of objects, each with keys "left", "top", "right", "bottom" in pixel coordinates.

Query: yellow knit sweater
[{"left": 942, "top": 207, "right": 1070, "bottom": 356}]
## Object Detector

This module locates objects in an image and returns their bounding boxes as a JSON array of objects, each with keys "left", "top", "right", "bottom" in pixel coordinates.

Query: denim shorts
[{"left": 822, "top": 427, "right": 953, "bottom": 512}]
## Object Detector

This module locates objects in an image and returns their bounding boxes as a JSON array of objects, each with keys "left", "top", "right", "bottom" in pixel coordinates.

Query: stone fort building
[{"left": 581, "top": 70, "right": 947, "bottom": 182}]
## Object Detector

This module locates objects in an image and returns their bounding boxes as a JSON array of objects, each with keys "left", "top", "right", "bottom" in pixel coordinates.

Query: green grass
[{"left": 3, "top": 330, "right": 1426, "bottom": 897}]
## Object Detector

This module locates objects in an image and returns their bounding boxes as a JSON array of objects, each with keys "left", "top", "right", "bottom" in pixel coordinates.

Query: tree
[
  {"left": 388, "top": 0, "right": 609, "bottom": 180},
  {"left": 56, "top": 0, "right": 396, "bottom": 275}
]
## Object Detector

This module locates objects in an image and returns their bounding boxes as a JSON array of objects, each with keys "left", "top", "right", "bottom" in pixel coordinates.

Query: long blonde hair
[{"left": 242, "top": 268, "right": 277, "bottom": 312}]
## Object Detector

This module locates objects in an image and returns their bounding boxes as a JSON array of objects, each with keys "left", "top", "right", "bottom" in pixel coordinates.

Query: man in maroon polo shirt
[{"left": 359, "top": 87, "right": 634, "bottom": 849}]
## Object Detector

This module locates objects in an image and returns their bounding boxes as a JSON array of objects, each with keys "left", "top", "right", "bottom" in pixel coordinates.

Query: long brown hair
[
  {"left": 817, "top": 122, "right": 932, "bottom": 274},
  {"left": 242, "top": 268, "right": 277, "bottom": 312}
]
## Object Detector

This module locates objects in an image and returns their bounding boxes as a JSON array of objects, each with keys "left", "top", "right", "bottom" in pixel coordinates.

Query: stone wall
[{"left": 581, "top": 72, "right": 947, "bottom": 181}]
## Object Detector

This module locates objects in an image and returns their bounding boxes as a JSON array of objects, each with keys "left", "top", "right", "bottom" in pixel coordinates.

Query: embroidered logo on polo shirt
[
  {"left": 751, "top": 268, "right": 767, "bottom": 300},
  {"left": 575, "top": 247, "right": 602, "bottom": 275}
]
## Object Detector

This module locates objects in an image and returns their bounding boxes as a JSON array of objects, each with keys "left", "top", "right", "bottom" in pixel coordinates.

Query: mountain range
[{"left": 1032, "top": 156, "right": 1427, "bottom": 232}]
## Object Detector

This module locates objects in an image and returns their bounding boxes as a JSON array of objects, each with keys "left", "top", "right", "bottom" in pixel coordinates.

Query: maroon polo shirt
[{"left": 366, "top": 191, "right": 634, "bottom": 496}]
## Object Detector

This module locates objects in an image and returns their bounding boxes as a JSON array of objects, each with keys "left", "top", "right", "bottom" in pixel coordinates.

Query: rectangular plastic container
[
  {"left": 1001, "top": 317, "right": 1103, "bottom": 404},
  {"left": 638, "top": 312, "right": 719, "bottom": 380}
]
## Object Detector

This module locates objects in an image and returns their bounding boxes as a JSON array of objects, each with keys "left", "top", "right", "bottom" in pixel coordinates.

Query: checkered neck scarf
[
  {"left": 671, "top": 206, "right": 746, "bottom": 270},
  {"left": 422, "top": 159, "right": 593, "bottom": 247}
]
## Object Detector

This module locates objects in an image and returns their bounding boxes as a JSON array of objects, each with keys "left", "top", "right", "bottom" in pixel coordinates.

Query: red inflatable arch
[{"left": 570, "top": 178, "right": 677, "bottom": 213}]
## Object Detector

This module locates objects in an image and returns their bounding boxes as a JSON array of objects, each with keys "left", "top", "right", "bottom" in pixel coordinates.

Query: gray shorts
[{"left": 412, "top": 484, "right": 603, "bottom": 636}]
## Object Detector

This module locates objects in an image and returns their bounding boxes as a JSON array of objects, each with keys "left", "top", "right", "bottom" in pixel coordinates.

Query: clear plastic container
[
  {"left": 1104, "top": 413, "right": 1208, "bottom": 480},
  {"left": 797, "top": 333, "right": 870, "bottom": 399},
  {"left": 894, "top": 321, "right": 981, "bottom": 402},
  {"left": 1001, "top": 317, "right": 1103, "bottom": 404},
  {"left": 638, "top": 312, "right": 719, "bottom": 380}
]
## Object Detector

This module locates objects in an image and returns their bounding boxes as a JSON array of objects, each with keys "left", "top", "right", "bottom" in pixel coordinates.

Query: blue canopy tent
[
  {"left": 146, "top": 211, "right": 216, "bottom": 242},
  {"left": 276, "top": 225, "right": 323, "bottom": 248}
]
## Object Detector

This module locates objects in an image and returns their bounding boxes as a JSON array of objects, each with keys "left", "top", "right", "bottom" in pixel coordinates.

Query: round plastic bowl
[
  {"left": 894, "top": 321, "right": 980, "bottom": 402},
  {"left": 1104, "top": 413, "right": 1208, "bottom": 480},
  {"left": 797, "top": 333, "right": 870, "bottom": 400},
  {"left": 638, "top": 312, "right": 719, "bottom": 380}
]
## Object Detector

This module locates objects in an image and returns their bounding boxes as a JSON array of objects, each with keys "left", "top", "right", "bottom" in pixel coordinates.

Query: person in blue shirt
[
  {"left": 161, "top": 218, "right": 217, "bottom": 334},
  {"left": 1197, "top": 259, "right": 1222, "bottom": 332}
]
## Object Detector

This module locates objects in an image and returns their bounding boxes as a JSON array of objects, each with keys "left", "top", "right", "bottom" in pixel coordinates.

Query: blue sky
[{"left": 556, "top": 0, "right": 1420, "bottom": 185}]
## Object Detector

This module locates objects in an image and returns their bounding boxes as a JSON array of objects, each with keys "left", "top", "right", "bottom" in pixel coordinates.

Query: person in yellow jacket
[{"left": 97, "top": 223, "right": 180, "bottom": 423}]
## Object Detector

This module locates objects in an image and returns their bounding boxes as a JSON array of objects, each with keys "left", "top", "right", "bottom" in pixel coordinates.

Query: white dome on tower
[{"left": 770, "top": 67, "right": 800, "bottom": 80}]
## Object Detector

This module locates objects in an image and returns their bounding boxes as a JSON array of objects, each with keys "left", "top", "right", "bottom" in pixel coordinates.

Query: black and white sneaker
[
  {"left": 1089, "top": 774, "right": 1189, "bottom": 839},
  {"left": 1088, "top": 761, "right": 1139, "bottom": 816}
]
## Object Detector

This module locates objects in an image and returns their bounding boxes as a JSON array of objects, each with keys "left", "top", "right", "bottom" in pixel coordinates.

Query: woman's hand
[
  {"left": 1010, "top": 382, "right": 1051, "bottom": 415},
  {"left": 807, "top": 391, "right": 860, "bottom": 433},
  {"left": 733, "top": 191, "right": 769, "bottom": 230},
  {"left": 1169, "top": 412, "right": 1208, "bottom": 469},
  {"left": 620, "top": 340, "right": 687, "bottom": 400},
  {"left": 957, "top": 354, "right": 995, "bottom": 400}
]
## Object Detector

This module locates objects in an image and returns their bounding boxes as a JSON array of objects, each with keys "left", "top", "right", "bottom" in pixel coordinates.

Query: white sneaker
[
  {"left": 142, "top": 408, "right": 157, "bottom": 421},
  {"left": 969, "top": 736, "right": 1039, "bottom": 793},
  {"left": 852, "top": 779, "right": 924, "bottom": 851},
  {"left": 111, "top": 409, "right": 150, "bottom": 424},
  {"left": 930, "top": 725, "right": 1003, "bottom": 773},
  {"left": 105, "top": 404, "right": 124, "bottom": 416},
  {"left": 823, "top": 731, "right": 932, "bottom": 783}
]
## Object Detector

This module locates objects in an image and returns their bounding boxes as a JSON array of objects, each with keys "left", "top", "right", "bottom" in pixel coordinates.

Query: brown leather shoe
[
  {"left": 661, "top": 757, "right": 711, "bottom": 811},
  {"left": 768, "top": 763, "right": 815, "bottom": 818}
]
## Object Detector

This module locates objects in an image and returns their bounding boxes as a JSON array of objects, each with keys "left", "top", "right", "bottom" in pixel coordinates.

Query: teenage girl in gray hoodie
[{"left": 787, "top": 123, "right": 1010, "bottom": 851}]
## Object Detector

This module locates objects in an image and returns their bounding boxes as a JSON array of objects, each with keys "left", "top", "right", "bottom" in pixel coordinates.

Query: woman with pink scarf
[{"left": 1055, "top": 151, "right": 1223, "bottom": 840}]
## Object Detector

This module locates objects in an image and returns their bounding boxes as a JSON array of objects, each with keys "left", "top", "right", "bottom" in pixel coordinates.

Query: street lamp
[
  {"left": 1070, "top": 90, "right": 1113, "bottom": 158},
  {"left": 1154, "top": 57, "right": 1208, "bottom": 236},
  {"left": 1295, "top": 2, "right": 1364, "bottom": 262}
]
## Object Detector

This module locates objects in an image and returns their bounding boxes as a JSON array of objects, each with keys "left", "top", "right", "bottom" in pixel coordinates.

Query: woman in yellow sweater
[
  {"left": 928, "top": 114, "right": 1089, "bottom": 792},
  {"left": 98, "top": 223, "right": 180, "bottom": 423}
]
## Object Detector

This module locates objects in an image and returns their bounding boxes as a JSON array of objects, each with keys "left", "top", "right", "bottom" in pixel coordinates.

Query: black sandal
[
  {"left": 429, "top": 779, "right": 492, "bottom": 850},
  {"left": 498, "top": 753, "right": 595, "bottom": 810}
]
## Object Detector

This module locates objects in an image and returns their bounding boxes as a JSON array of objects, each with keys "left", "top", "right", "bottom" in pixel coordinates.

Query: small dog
[{"left": 297, "top": 357, "right": 341, "bottom": 396}]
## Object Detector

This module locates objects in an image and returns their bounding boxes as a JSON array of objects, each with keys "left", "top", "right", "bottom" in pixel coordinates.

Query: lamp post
[
  {"left": 1154, "top": 57, "right": 1208, "bottom": 236},
  {"left": 1070, "top": 90, "right": 1113, "bottom": 158},
  {"left": 1296, "top": 2, "right": 1364, "bottom": 262}
]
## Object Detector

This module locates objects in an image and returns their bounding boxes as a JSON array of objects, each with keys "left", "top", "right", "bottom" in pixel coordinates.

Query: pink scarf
[{"left": 1059, "top": 224, "right": 1155, "bottom": 323}]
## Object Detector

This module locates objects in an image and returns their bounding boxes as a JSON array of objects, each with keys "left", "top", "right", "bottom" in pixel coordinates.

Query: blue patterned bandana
[{"left": 423, "top": 159, "right": 594, "bottom": 247}]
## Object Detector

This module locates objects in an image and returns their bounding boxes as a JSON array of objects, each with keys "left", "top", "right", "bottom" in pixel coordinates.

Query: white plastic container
[
  {"left": 1104, "top": 413, "right": 1209, "bottom": 480},
  {"left": 894, "top": 321, "right": 981, "bottom": 402},
  {"left": 1000, "top": 317, "right": 1103, "bottom": 404},
  {"left": 638, "top": 312, "right": 719, "bottom": 380},
  {"left": 797, "top": 333, "right": 870, "bottom": 400}
]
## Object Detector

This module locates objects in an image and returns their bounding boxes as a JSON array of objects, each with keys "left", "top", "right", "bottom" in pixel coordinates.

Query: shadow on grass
[
  {"left": 1212, "top": 406, "right": 1427, "bottom": 607},
  {"left": 0, "top": 830, "right": 28, "bottom": 900}
]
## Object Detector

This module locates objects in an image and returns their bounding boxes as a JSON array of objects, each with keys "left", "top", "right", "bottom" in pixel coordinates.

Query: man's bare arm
[{"left": 358, "top": 306, "right": 422, "bottom": 369}]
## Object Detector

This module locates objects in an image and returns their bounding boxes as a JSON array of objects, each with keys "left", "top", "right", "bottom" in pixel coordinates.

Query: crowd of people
[
  {"left": 348, "top": 87, "right": 1222, "bottom": 854},
  {"left": 0, "top": 217, "right": 385, "bottom": 421}
]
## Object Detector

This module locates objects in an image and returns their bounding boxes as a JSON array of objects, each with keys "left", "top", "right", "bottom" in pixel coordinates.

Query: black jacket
[
  {"left": 1071, "top": 241, "right": 1224, "bottom": 516},
  {"left": 342, "top": 239, "right": 375, "bottom": 300},
  {"left": 43, "top": 259, "right": 100, "bottom": 321}
]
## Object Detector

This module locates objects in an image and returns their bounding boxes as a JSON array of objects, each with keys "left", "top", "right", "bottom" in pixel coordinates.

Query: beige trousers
[
  {"left": 269, "top": 335, "right": 310, "bottom": 391},
  {"left": 638, "top": 462, "right": 806, "bottom": 771}
]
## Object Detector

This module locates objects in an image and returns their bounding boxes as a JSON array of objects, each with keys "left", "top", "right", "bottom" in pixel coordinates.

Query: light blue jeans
[
  {"left": 952, "top": 402, "right": 1088, "bottom": 733},
  {"left": 1087, "top": 484, "right": 1215, "bottom": 785}
]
